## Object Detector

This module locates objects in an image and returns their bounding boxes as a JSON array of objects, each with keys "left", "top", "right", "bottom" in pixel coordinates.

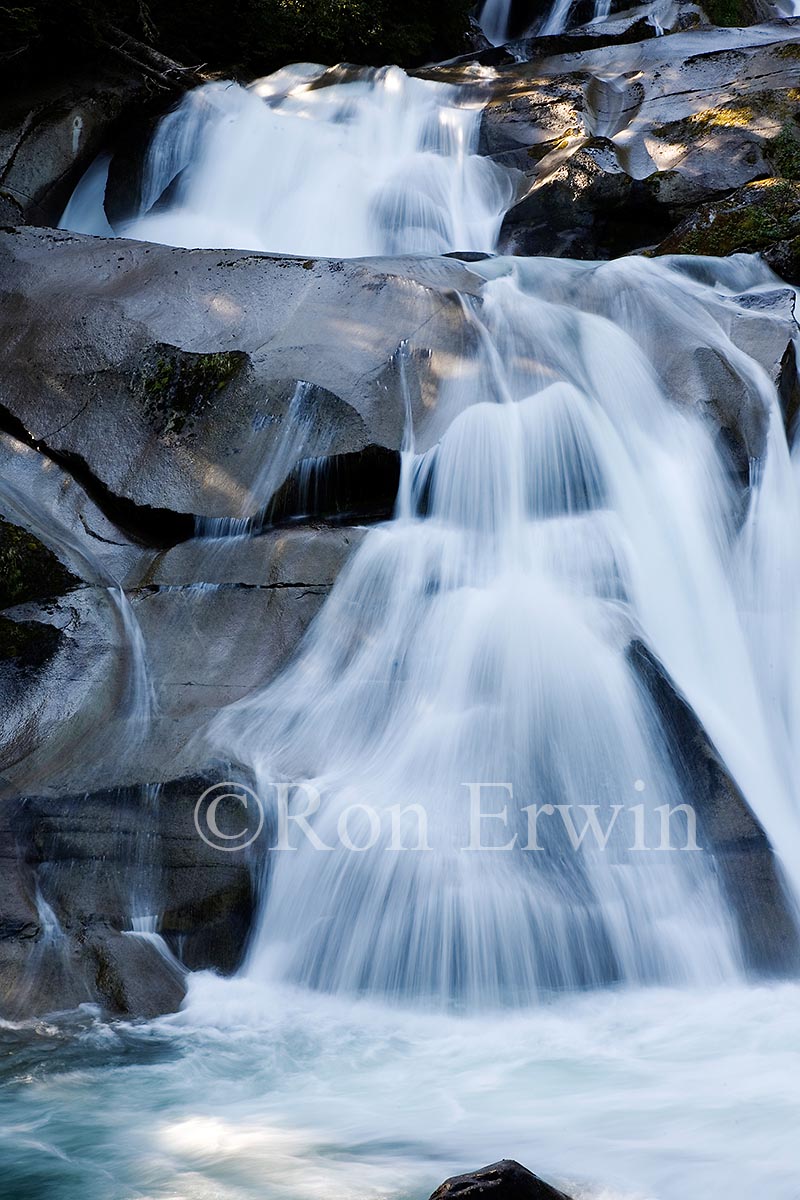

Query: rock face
[
  {"left": 0, "top": 70, "right": 148, "bottom": 226},
  {"left": 0, "top": 771, "right": 255, "bottom": 1019},
  {"left": 629, "top": 641, "right": 800, "bottom": 975},
  {"left": 0, "top": 228, "right": 480, "bottom": 520},
  {"left": 429, "top": 1161, "right": 574, "bottom": 1200},
  {"left": 470, "top": 20, "right": 800, "bottom": 259},
  {"left": 655, "top": 178, "right": 800, "bottom": 283}
]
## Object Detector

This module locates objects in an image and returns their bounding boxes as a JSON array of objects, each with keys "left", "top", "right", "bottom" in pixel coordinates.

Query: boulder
[
  {"left": 0, "top": 770, "right": 255, "bottom": 1019},
  {"left": 0, "top": 525, "right": 361, "bottom": 797},
  {"left": 0, "top": 227, "right": 482, "bottom": 521},
  {"left": 654, "top": 178, "right": 800, "bottom": 284},
  {"left": 629, "top": 640, "right": 800, "bottom": 975},
  {"left": 0, "top": 70, "right": 148, "bottom": 226},
  {"left": 429, "top": 1161, "right": 574, "bottom": 1200},
  {"left": 468, "top": 21, "right": 800, "bottom": 258}
]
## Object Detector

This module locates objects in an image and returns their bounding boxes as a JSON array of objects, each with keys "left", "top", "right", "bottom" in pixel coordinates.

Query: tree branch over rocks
[{"left": 103, "top": 24, "right": 207, "bottom": 91}]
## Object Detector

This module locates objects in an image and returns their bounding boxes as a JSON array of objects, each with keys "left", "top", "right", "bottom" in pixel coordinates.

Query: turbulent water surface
[{"left": 37, "top": 46, "right": 800, "bottom": 1200}]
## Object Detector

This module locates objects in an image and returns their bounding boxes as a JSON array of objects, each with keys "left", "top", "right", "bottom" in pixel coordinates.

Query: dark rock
[
  {"left": 265, "top": 445, "right": 401, "bottom": 526},
  {"left": 703, "top": 0, "right": 760, "bottom": 25},
  {"left": 0, "top": 615, "right": 63, "bottom": 672},
  {"left": 628, "top": 640, "right": 800, "bottom": 976},
  {"left": 0, "top": 70, "right": 149, "bottom": 226},
  {"left": 0, "top": 515, "right": 80, "bottom": 611},
  {"left": 429, "top": 1160, "right": 574, "bottom": 1200},
  {"left": 0, "top": 770, "right": 255, "bottom": 1019},
  {"left": 87, "top": 930, "right": 186, "bottom": 1019}
]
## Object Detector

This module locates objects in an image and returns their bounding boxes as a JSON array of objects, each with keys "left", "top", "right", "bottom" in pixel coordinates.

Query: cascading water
[
  {"left": 62, "top": 65, "right": 512, "bottom": 257},
  {"left": 213, "top": 258, "right": 785, "bottom": 1005},
  {"left": 60, "top": 49, "right": 800, "bottom": 1003},
  {"left": 478, "top": 0, "right": 518, "bottom": 44},
  {"left": 33, "top": 43, "right": 800, "bottom": 1200},
  {"left": 476, "top": 0, "right": 617, "bottom": 45}
]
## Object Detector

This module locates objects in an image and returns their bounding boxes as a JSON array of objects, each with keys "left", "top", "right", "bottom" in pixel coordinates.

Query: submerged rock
[{"left": 429, "top": 1160, "right": 574, "bottom": 1200}]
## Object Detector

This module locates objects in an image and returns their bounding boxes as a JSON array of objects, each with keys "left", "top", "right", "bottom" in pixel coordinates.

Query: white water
[
  {"left": 62, "top": 66, "right": 512, "bottom": 257},
  {"left": 2, "top": 980, "right": 800, "bottom": 1199},
  {"left": 478, "top": 0, "right": 518, "bottom": 43},
  {"left": 46, "top": 46, "right": 800, "bottom": 1200},
  {"left": 477, "top": 0, "right": 616, "bottom": 45}
]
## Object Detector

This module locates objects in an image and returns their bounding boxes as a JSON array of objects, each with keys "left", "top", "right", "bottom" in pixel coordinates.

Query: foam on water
[
  {"left": 2, "top": 980, "right": 800, "bottom": 1199},
  {"left": 211, "top": 252, "right": 800, "bottom": 1006}
]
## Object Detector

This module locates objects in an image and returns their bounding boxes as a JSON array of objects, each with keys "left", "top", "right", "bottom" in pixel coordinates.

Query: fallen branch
[{"left": 103, "top": 25, "right": 207, "bottom": 92}]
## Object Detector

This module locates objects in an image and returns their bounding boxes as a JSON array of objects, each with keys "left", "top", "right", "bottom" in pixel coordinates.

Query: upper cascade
[{"left": 61, "top": 64, "right": 514, "bottom": 258}]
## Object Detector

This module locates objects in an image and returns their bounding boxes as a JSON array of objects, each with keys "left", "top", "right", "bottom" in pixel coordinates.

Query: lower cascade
[
  {"left": 214, "top": 252, "right": 800, "bottom": 1004},
  {"left": 5, "top": 9, "right": 800, "bottom": 1200}
]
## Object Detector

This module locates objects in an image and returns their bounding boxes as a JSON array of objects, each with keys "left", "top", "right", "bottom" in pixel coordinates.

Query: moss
[
  {"left": 660, "top": 179, "right": 800, "bottom": 258},
  {"left": 767, "top": 122, "right": 800, "bottom": 181},
  {"left": 0, "top": 517, "right": 79, "bottom": 610},
  {"left": 702, "top": 0, "right": 758, "bottom": 25},
  {"left": 0, "top": 615, "right": 62, "bottom": 670},
  {"left": 139, "top": 346, "right": 247, "bottom": 436}
]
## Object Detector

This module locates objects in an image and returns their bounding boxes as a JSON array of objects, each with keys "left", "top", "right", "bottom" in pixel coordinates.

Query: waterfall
[
  {"left": 476, "top": 0, "right": 620, "bottom": 45},
  {"left": 478, "top": 0, "right": 517, "bottom": 44},
  {"left": 209, "top": 250, "right": 800, "bottom": 1005},
  {"left": 56, "top": 56, "right": 800, "bottom": 1009},
  {"left": 62, "top": 66, "right": 513, "bottom": 257}
]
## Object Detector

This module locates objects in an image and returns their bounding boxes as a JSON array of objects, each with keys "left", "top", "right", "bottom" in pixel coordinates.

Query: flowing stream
[{"left": 32, "top": 54, "right": 800, "bottom": 1200}]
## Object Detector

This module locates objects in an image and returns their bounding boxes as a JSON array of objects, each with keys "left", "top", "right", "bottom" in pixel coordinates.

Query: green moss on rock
[
  {"left": 702, "top": 0, "right": 758, "bottom": 26},
  {"left": 0, "top": 517, "right": 79, "bottom": 610},
  {"left": 767, "top": 122, "right": 800, "bottom": 181},
  {"left": 657, "top": 178, "right": 800, "bottom": 254},
  {"left": 139, "top": 346, "right": 248, "bottom": 436},
  {"left": 0, "top": 615, "right": 62, "bottom": 670}
]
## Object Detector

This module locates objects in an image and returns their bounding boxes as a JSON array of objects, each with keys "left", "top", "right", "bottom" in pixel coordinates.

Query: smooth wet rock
[
  {"left": 629, "top": 640, "right": 800, "bottom": 975},
  {"left": 472, "top": 21, "right": 800, "bottom": 258},
  {"left": 0, "top": 770, "right": 255, "bottom": 1019},
  {"left": 429, "top": 1160, "right": 574, "bottom": 1200},
  {"left": 0, "top": 227, "right": 482, "bottom": 521}
]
